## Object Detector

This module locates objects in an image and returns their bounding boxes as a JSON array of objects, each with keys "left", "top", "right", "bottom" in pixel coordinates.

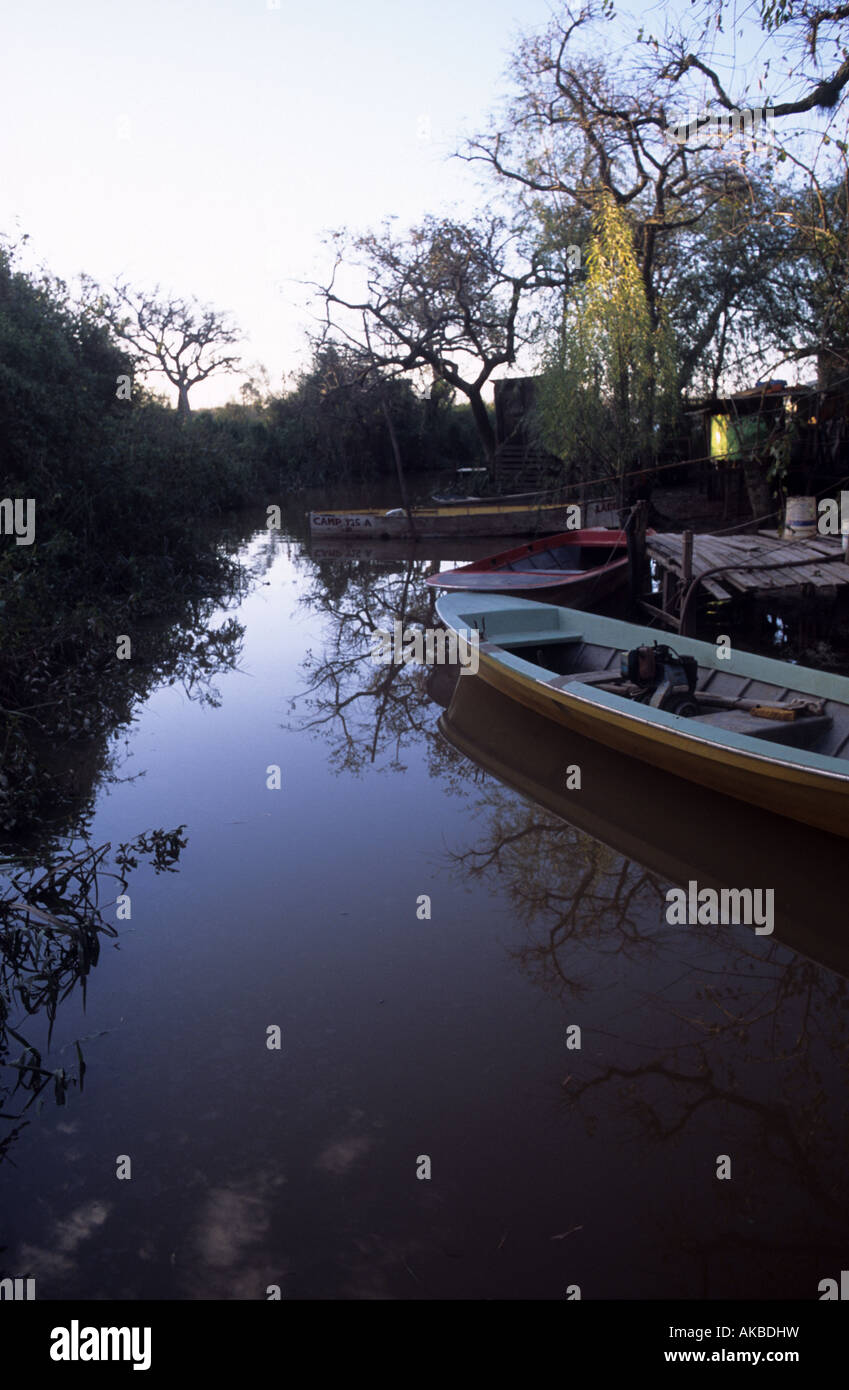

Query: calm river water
[{"left": 2, "top": 499, "right": 848, "bottom": 1300}]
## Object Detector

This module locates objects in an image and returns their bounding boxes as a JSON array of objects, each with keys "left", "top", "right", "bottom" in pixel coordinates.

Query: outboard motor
[{"left": 620, "top": 642, "right": 699, "bottom": 715}]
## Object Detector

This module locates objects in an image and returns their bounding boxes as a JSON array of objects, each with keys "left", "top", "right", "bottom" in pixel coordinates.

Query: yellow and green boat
[{"left": 436, "top": 591, "right": 849, "bottom": 837}]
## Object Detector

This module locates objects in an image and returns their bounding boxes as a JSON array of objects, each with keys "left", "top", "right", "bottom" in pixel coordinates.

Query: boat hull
[
  {"left": 477, "top": 652, "right": 848, "bottom": 835},
  {"left": 436, "top": 592, "right": 849, "bottom": 837},
  {"left": 426, "top": 529, "right": 629, "bottom": 606},
  {"left": 482, "top": 561, "right": 627, "bottom": 606},
  {"left": 308, "top": 502, "right": 585, "bottom": 539}
]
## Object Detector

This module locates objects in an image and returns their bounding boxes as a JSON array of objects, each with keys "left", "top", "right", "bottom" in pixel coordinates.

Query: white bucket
[{"left": 784, "top": 495, "right": 817, "bottom": 539}]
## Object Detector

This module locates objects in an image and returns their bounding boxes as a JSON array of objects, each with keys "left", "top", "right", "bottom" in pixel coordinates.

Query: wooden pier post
[
  {"left": 682, "top": 530, "right": 693, "bottom": 584},
  {"left": 680, "top": 530, "right": 694, "bottom": 635},
  {"left": 627, "top": 500, "right": 648, "bottom": 607}
]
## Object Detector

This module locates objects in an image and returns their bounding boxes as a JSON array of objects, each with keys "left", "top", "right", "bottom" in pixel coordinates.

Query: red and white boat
[{"left": 425, "top": 529, "right": 630, "bottom": 607}]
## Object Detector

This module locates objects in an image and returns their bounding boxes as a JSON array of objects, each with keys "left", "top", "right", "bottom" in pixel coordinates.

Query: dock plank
[{"left": 646, "top": 531, "right": 849, "bottom": 610}]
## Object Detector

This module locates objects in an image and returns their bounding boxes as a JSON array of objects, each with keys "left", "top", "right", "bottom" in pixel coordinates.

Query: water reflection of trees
[
  {"left": 453, "top": 791, "right": 666, "bottom": 988},
  {"left": 1, "top": 564, "right": 248, "bottom": 851},
  {"left": 289, "top": 554, "right": 479, "bottom": 787},
  {"left": 443, "top": 765, "right": 849, "bottom": 1292},
  {"left": 0, "top": 828, "right": 186, "bottom": 1169},
  {"left": 0, "top": 514, "right": 268, "bottom": 1169}
]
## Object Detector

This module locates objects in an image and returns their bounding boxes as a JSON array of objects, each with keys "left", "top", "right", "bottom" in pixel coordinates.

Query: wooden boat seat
[
  {"left": 691, "top": 708, "right": 833, "bottom": 748},
  {"left": 546, "top": 668, "right": 622, "bottom": 689}
]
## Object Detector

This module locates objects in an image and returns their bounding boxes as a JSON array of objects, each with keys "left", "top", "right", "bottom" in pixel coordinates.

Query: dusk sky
[{"left": 0, "top": 0, "right": 801, "bottom": 405}]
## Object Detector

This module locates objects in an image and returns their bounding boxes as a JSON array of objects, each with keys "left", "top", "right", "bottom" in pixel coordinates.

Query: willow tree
[{"left": 536, "top": 192, "right": 679, "bottom": 507}]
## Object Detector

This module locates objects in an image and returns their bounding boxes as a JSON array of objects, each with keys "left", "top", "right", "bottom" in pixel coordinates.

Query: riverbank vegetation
[{"left": 0, "top": 245, "right": 477, "bottom": 838}]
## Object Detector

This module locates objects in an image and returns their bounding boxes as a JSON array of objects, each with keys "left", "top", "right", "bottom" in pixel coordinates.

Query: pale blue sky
[
  {"left": 1, "top": 0, "right": 564, "bottom": 403},
  {"left": 0, "top": 1, "right": 838, "bottom": 405}
]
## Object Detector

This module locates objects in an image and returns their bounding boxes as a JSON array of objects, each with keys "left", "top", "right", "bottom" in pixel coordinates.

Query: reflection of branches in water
[
  {"left": 220, "top": 518, "right": 306, "bottom": 588},
  {"left": 293, "top": 653, "right": 434, "bottom": 775},
  {"left": 447, "top": 791, "right": 667, "bottom": 999},
  {"left": 149, "top": 613, "right": 245, "bottom": 709},
  {"left": 443, "top": 767, "right": 849, "bottom": 1272},
  {"left": 569, "top": 936, "right": 849, "bottom": 1286},
  {"left": 446, "top": 772, "right": 849, "bottom": 1089},
  {"left": 0, "top": 827, "right": 186, "bottom": 1166},
  {"left": 565, "top": 1053, "right": 841, "bottom": 1212},
  {"left": 288, "top": 557, "right": 468, "bottom": 777},
  {"left": 300, "top": 551, "right": 439, "bottom": 628},
  {"left": 582, "top": 934, "right": 849, "bottom": 1145},
  {"left": 1, "top": 578, "right": 246, "bottom": 847}
]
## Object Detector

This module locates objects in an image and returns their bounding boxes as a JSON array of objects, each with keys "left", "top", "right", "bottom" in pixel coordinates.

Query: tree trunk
[
  {"left": 380, "top": 397, "right": 417, "bottom": 540},
  {"left": 177, "top": 382, "right": 191, "bottom": 419},
  {"left": 465, "top": 388, "right": 496, "bottom": 464}
]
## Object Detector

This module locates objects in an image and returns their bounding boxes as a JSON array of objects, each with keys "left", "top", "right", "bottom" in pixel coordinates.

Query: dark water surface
[{"left": 2, "top": 508, "right": 848, "bottom": 1300}]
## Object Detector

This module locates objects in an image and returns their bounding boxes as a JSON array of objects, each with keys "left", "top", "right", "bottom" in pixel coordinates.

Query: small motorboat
[{"left": 435, "top": 591, "right": 849, "bottom": 837}]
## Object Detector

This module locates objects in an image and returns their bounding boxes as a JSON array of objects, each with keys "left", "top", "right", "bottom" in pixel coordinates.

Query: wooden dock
[{"left": 641, "top": 527, "right": 849, "bottom": 632}]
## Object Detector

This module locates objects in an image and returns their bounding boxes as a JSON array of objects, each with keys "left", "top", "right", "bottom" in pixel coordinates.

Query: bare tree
[
  {"left": 462, "top": 1, "right": 849, "bottom": 350},
  {"left": 461, "top": 5, "right": 769, "bottom": 341},
  {"left": 662, "top": 0, "right": 849, "bottom": 127},
  {"left": 109, "top": 283, "right": 241, "bottom": 417},
  {"left": 314, "top": 214, "right": 568, "bottom": 464}
]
